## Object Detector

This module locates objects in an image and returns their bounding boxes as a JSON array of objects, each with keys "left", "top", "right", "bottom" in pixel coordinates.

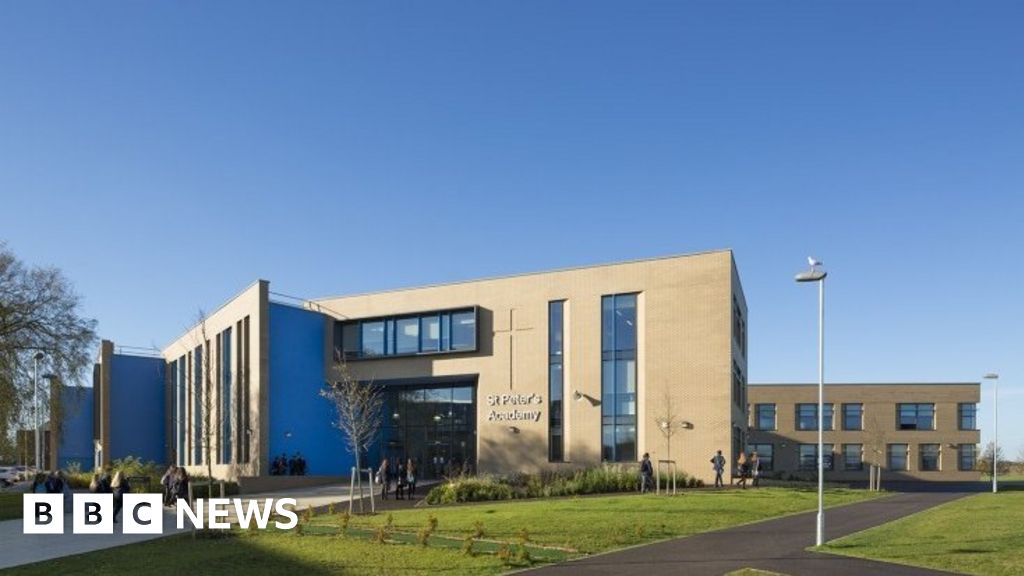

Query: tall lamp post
[
  {"left": 984, "top": 373, "right": 999, "bottom": 493},
  {"left": 32, "top": 352, "right": 44, "bottom": 471},
  {"left": 796, "top": 257, "right": 827, "bottom": 546}
]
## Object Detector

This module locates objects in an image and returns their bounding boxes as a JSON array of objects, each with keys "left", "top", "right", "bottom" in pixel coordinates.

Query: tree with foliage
[
  {"left": 321, "top": 359, "right": 383, "bottom": 513},
  {"left": 0, "top": 243, "right": 97, "bottom": 462}
]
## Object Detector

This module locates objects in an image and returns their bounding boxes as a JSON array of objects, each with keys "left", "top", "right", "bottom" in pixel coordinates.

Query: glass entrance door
[{"left": 379, "top": 382, "right": 476, "bottom": 480}]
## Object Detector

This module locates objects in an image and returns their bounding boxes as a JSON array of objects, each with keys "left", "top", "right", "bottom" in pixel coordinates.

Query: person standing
[
  {"left": 395, "top": 461, "right": 407, "bottom": 500},
  {"left": 160, "top": 465, "right": 175, "bottom": 506},
  {"left": 710, "top": 450, "right": 726, "bottom": 488},
  {"left": 736, "top": 452, "right": 749, "bottom": 489},
  {"left": 751, "top": 452, "right": 762, "bottom": 487},
  {"left": 406, "top": 459, "right": 417, "bottom": 499},
  {"left": 111, "top": 471, "right": 131, "bottom": 523},
  {"left": 377, "top": 458, "right": 390, "bottom": 500},
  {"left": 639, "top": 453, "right": 654, "bottom": 493}
]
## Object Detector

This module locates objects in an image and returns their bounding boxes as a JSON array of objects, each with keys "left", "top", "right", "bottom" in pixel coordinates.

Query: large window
[
  {"left": 799, "top": 444, "right": 834, "bottom": 471},
  {"left": 958, "top": 444, "right": 977, "bottom": 471},
  {"left": 842, "top": 403, "right": 863, "bottom": 431},
  {"left": 958, "top": 403, "right": 977, "bottom": 431},
  {"left": 920, "top": 444, "right": 940, "bottom": 471},
  {"left": 748, "top": 443, "right": 773, "bottom": 471},
  {"left": 898, "top": 403, "right": 935, "bottom": 431},
  {"left": 548, "top": 301, "right": 565, "bottom": 462},
  {"left": 796, "top": 403, "right": 833, "bottom": 431},
  {"left": 601, "top": 293, "right": 637, "bottom": 463},
  {"left": 888, "top": 444, "right": 909, "bottom": 471},
  {"left": 220, "top": 327, "right": 232, "bottom": 465},
  {"left": 843, "top": 444, "right": 863, "bottom": 471},
  {"left": 755, "top": 404, "right": 776, "bottom": 431},
  {"left": 193, "top": 346, "right": 203, "bottom": 466},
  {"left": 337, "top": 308, "right": 478, "bottom": 359}
]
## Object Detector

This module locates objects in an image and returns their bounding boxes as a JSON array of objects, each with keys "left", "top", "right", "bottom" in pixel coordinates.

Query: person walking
[
  {"left": 751, "top": 452, "right": 762, "bottom": 488},
  {"left": 111, "top": 471, "right": 131, "bottom": 523},
  {"left": 736, "top": 452, "right": 749, "bottom": 489},
  {"left": 710, "top": 450, "right": 726, "bottom": 488},
  {"left": 396, "top": 461, "right": 407, "bottom": 500},
  {"left": 406, "top": 458, "right": 417, "bottom": 499},
  {"left": 160, "top": 465, "right": 175, "bottom": 506},
  {"left": 377, "top": 458, "right": 390, "bottom": 500},
  {"left": 639, "top": 453, "right": 654, "bottom": 493}
]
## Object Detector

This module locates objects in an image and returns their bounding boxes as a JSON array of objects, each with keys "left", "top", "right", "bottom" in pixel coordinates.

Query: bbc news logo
[{"left": 24, "top": 494, "right": 298, "bottom": 534}]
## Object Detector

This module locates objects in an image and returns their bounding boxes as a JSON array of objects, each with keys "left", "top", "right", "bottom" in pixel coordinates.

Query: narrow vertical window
[
  {"left": 194, "top": 345, "right": 203, "bottom": 465},
  {"left": 176, "top": 356, "right": 186, "bottom": 465},
  {"left": 601, "top": 293, "right": 637, "bottom": 463},
  {"left": 222, "top": 327, "right": 232, "bottom": 464},
  {"left": 548, "top": 301, "right": 565, "bottom": 462}
]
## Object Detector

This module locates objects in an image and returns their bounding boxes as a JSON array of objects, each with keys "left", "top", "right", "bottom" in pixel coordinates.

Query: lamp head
[
  {"left": 34, "top": 352, "right": 44, "bottom": 361},
  {"left": 984, "top": 373, "right": 999, "bottom": 380}
]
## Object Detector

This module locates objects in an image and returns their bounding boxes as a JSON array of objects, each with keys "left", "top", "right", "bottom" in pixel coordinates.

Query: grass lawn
[
  {"left": 5, "top": 488, "right": 877, "bottom": 576},
  {"left": 0, "top": 492, "right": 22, "bottom": 520},
  {"left": 822, "top": 492, "right": 1024, "bottom": 576}
]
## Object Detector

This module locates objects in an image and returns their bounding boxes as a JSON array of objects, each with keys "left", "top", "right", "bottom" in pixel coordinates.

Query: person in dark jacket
[
  {"left": 406, "top": 459, "right": 417, "bottom": 499},
  {"left": 377, "top": 458, "right": 390, "bottom": 500},
  {"left": 161, "top": 465, "right": 175, "bottom": 506},
  {"left": 639, "top": 453, "right": 654, "bottom": 493},
  {"left": 111, "top": 471, "right": 131, "bottom": 523}
]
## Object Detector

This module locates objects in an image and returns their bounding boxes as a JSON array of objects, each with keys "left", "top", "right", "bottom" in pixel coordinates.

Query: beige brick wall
[
  {"left": 748, "top": 383, "right": 981, "bottom": 481},
  {"left": 314, "top": 250, "right": 744, "bottom": 484}
]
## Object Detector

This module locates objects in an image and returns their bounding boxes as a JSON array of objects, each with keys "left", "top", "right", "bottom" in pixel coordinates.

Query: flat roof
[
  {"left": 751, "top": 382, "right": 980, "bottom": 387},
  {"left": 311, "top": 248, "right": 734, "bottom": 302}
]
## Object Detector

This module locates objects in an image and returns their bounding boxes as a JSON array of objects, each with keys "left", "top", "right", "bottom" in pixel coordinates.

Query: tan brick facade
[{"left": 747, "top": 383, "right": 981, "bottom": 482}]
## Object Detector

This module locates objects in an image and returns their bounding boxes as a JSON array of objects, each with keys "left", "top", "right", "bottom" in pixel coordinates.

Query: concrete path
[{"left": 523, "top": 491, "right": 968, "bottom": 576}]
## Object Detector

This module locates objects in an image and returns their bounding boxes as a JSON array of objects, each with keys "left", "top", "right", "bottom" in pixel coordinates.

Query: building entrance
[{"left": 378, "top": 381, "right": 476, "bottom": 480}]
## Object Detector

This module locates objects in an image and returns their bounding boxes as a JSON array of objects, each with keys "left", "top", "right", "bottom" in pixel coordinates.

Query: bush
[{"left": 425, "top": 464, "right": 702, "bottom": 504}]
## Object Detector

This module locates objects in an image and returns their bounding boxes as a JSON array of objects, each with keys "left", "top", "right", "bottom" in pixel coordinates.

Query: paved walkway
[{"left": 523, "top": 491, "right": 968, "bottom": 576}]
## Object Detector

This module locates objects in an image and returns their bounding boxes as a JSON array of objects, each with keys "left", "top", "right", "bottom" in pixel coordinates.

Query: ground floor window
[
  {"left": 747, "top": 443, "right": 773, "bottom": 471},
  {"left": 888, "top": 443, "right": 909, "bottom": 471},
  {"left": 842, "top": 444, "right": 863, "bottom": 471},
  {"left": 958, "top": 444, "right": 976, "bottom": 471},
  {"left": 799, "top": 443, "right": 833, "bottom": 471},
  {"left": 919, "top": 444, "right": 940, "bottom": 471}
]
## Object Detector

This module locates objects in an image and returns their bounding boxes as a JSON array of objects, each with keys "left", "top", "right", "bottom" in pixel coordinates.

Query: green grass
[
  {"left": 4, "top": 488, "right": 878, "bottom": 576},
  {"left": 822, "top": 492, "right": 1024, "bottom": 576},
  {"left": 0, "top": 492, "right": 22, "bottom": 520},
  {"left": 725, "top": 570, "right": 789, "bottom": 576}
]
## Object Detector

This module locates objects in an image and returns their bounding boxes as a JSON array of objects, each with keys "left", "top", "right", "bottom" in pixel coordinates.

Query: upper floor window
[
  {"left": 601, "top": 293, "right": 638, "bottom": 463},
  {"left": 796, "top": 403, "right": 833, "bottom": 431},
  {"left": 732, "top": 296, "right": 747, "bottom": 357},
  {"left": 898, "top": 403, "right": 935, "bottom": 431},
  {"left": 842, "top": 403, "right": 863, "bottom": 431},
  {"left": 958, "top": 403, "right": 977, "bottom": 431},
  {"left": 732, "top": 362, "right": 746, "bottom": 408},
  {"left": 336, "top": 307, "right": 478, "bottom": 360},
  {"left": 755, "top": 404, "right": 776, "bottom": 431}
]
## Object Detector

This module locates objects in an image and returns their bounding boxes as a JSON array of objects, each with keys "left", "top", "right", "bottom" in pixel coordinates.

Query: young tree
[
  {"left": 978, "top": 441, "right": 1009, "bottom": 477},
  {"left": 0, "top": 243, "right": 97, "bottom": 462},
  {"left": 321, "top": 359, "right": 383, "bottom": 514}
]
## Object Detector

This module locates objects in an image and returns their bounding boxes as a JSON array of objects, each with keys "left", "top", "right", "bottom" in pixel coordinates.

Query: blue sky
[{"left": 1, "top": 2, "right": 1021, "bottom": 455}]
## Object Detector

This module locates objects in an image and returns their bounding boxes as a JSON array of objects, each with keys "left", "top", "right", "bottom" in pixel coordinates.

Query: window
[
  {"left": 796, "top": 403, "right": 833, "bottom": 431},
  {"left": 601, "top": 293, "right": 637, "bottom": 463},
  {"left": 748, "top": 443, "right": 773, "bottom": 471},
  {"left": 338, "top": 308, "right": 478, "bottom": 359},
  {"left": 733, "top": 296, "right": 747, "bottom": 357},
  {"left": 193, "top": 345, "right": 204, "bottom": 466},
  {"left": 843, "top": 444, "right": 863, "bottom": 471},
  {"left": 220, "top": 327, "right": 232, "bottom": 465},
  {"left": 799, "top": 444, "right": 817, "bottom": 470},
  {"left": 755, "top": 404, "right": 776, "bottom": 431},
  {"left": 732, "top": 362, "right": 746, "bottom": 408},
  {"left": 548, "top": 301, "right": 565, "bottom": 462},
  {"left": 958, "top": 403, "right": 977, "bottom": 431},
  {"left": 888, "top": 444, "right": 909, "bottom": 471},
  {"left": 842, "top": 403, "right": 863, "bottom": 431},
  {"left": 920, "top": 444, "right": 940, "bottom": 471},
  {"left": 958, "top": 444, "right": 977, "bottom": 471},
  {"left": 898, "top": 403, "right": 935, "bottom": 430}
]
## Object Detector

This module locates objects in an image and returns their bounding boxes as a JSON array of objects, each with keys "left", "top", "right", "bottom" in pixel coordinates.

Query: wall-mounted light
[
  {"left": 392, "top": 412, "right": 400, "bottom": 420},
  {"left": 573, "top": 390, "right": 584, "bottom": 402},
  {"left": 507, "top": 426, "right": 520, "bottom": 434},
  {"left": 679, "top": 421, "right": 694, "bottom": 430},
  {"left": 284, "top": 431, "right": 293, "bottom": 439}
]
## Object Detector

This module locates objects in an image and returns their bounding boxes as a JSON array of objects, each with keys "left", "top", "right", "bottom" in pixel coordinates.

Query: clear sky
[{"left": 1, "top": 2, "right": 1021, "bottom": 456}]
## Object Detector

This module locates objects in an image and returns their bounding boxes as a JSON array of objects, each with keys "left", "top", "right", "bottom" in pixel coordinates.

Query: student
[
  {"left": 111, "top": 471, "right": 131, "bottom": 523},
  {"left": 61, "top": 472, "right": 73, "bottom": 511},
  {"left": 377, "top": 458, "right": 390, "bottom": 500},
  {"left": 406, "top": 459, "right": 417, "bottom": 499},
  {"left": 751, "top": 452, "right": 762, "bottom": 488},
  {"left": 160, "top": 465, "right": 175, "bottom": 506},
  {"left": 639, "top": 453, "right": 654, "bottom": 493},
  {"left": 710, "top": 450, "right": 726, "bottom": 488},
  {"left": 44, "top": 470, "right": 64, "bottom": 494},
  {"left": 736, "top": 452, "right": 749, "bottom": 489},
  {"left": 395, "top": 461, "right": 407, "bottom": 500}
]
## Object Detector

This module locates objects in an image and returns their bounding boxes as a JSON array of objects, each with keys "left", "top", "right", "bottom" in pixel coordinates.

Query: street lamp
[
  {"left": 984, "top": 373, "right": 999, "bottom": 493},
  {"left": 32, "top": 352, "right": 44, "bottom": 471},
  {"left": 795, "top": 257, "right": 827, "bottom": 547}
]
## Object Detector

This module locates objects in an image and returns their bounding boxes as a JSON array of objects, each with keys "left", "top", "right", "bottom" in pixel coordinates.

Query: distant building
[{"left": 747, "top": 383, "right": 981, "bottom": 481}]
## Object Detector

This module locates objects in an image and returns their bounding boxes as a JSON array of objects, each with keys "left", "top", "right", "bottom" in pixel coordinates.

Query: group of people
[
  {"left": 87, "top": 469, "right": 131, "bottom": 522},
  {"left": 31, "top": 470, "right": 73, "bottom": 510},
  {"left": 710, "top": 449, "right": 762, "bottom": 488},
  {"left": 376, "top": 457, "right": 417, "bottom": 500},
  {"left": 270, "top": 452, "right": 307, "bottom": 476},
  {"left": 159, "top": 465, "right": 191, "bottom": 506}
]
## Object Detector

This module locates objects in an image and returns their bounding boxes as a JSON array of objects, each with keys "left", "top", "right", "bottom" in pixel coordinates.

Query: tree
[
  {"left": 978, "top": 441, "right": 1010, "bottom": 477},
  {"left": 0, "top": 243, "right": 97, "bottom": 462},
  {"left": 321, "top": 359, "right": 383, "bottom": 514}
]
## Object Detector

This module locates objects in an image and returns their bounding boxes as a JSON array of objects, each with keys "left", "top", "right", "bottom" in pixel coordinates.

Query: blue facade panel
[
  {"left": 109, "top": 354, "right": 166, "bottom": 464},
  {"left": 58, "top": 385, "right": 94, "bottom": 470},
  {"left": 268, "top": 303, "right": 351, "bottom": 475}
]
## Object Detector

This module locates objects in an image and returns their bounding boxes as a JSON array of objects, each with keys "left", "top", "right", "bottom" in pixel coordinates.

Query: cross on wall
[{"left": 492, "top": 308, "right": 533, "bottom": 391}]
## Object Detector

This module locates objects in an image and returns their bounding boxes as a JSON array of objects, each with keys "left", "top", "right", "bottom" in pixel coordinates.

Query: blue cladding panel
[
  {"left": 58, "top": 385, "right": 94, "bottom": 470},
  {"left": 269, "top": 303, "right": 351, "bottom": 475},
  {"left": 109, "top": 354, "right": 166, "bottom": 464}
]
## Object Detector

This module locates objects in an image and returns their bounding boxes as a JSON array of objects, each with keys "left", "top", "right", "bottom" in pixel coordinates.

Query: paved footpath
[{"left": 523, "top": 491, "right": 967, "bottom": 576}]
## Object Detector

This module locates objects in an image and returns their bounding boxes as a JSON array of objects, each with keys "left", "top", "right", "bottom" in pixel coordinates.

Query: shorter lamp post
[{"left": 984, "top": 373, "right": 999, "bottom": 493}]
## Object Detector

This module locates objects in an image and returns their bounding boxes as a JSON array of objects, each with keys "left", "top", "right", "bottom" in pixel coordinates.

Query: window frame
[{"left": 337, "top": 306, "right": 479, "bottom": 360}]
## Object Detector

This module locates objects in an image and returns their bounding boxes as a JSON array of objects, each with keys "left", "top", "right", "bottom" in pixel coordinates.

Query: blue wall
[
  {"left": 58, "top": 385, "right": 94, "bottom": 470},
  {"left": 269, "top": 303, "right": 351, "bottom": 475},
  {"left": 109, "top": 354, "right": 166, "bottom": 464}
]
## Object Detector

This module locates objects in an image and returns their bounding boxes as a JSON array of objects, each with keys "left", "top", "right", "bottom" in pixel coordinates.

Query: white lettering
[
  {"left": 207, "top": 498, "right": 232, "bottom": 529},
  {"left": 274, "top": 498, "right": 298, "bottom": 529},
  {"left": 234, "top": 499, "right": 274, "bottom": 529},
  {"left": 176, "top": 499, "right": 204, "bottom": 530}
]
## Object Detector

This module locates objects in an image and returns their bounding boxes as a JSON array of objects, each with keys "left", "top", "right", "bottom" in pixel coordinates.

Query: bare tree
[
  {"left": 321, "top": 359, "right": 383, "bottom": 514},
  {"left": 864, "top": 414, "right": 887, "bottom": 490},
  {"left": 654, "top": 389, "right": 682, "bottom": 461},
  {"left": 979, "top": 441, "right": 1008, "bottom": 477},
  {"left": 0, "top": 243, "right": 97, "bottom": 462}
]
